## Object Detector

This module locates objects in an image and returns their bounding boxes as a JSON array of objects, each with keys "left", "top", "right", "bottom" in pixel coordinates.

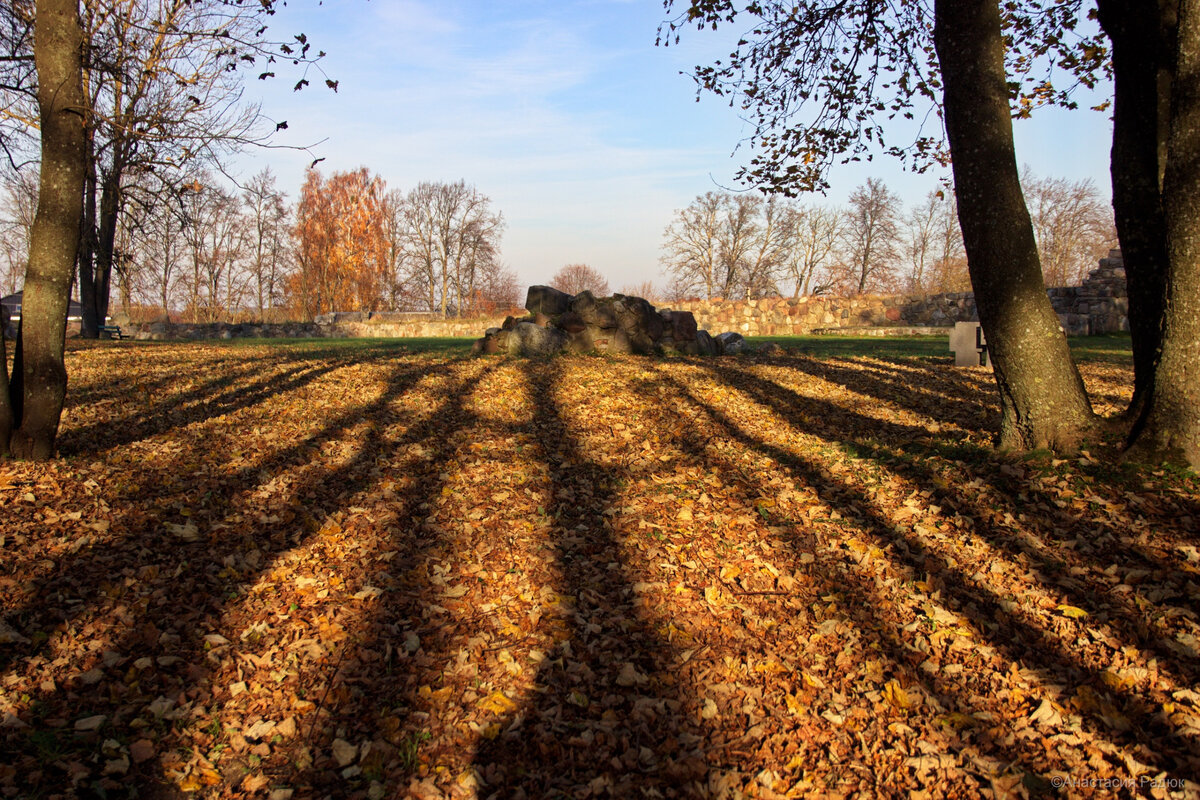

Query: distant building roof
[{"left": 2, "top": 291, "right": 84, "bottom": 320}]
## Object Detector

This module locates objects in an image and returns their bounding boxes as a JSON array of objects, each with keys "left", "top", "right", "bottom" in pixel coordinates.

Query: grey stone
[
  {"left": 525, "top": 285, "right": 572, "bottom": 317},
  {"left": 715, "top": 332, "right": 746, "bottom": 355},
  {"left": 514, "top": 321, "right": 568, "bottom": 356},
  {"left": 558, "top": 311, "right": 586, "bottom": 334},
  {"left": 612, "top": 295, "right": 664, "bottom": 353},
  {"left": 570, "top": 291, "right": 619, "bottom": 329},
  {"left": 583, "top": 325, "right": 632, "bottom": 354},
  {"left": 949, "top": 321, "right": 990, "bottom": 367},
  {"left": 688, "top": 330, "right": 721, "bottom": 356},
  {"left": 662, "top": 309, "right": 700, "bottom": 343}
]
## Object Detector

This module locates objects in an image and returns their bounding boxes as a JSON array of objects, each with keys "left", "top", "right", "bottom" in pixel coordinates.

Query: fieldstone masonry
[
  {"left": 670, "top": 250, "right": 1128, "bottom": 338},
  {"left": 1046, "top": 249, "right": 1128, "bottom": 336},
  {"left": 122, "top": 252, "right": 1127, "bottom": 342},
  {"left": 125, "top": 311, "right": 508, "bottom": 341}
]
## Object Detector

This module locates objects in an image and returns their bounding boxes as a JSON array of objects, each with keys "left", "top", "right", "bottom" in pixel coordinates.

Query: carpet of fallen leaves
[{"left": 1, "top": 342, "right": 1199, "bottom": 799}]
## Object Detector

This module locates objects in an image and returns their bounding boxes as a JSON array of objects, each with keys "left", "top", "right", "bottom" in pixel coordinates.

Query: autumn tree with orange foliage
[{"left": 290, "top": 167, "right": 389, "bottom": 318}]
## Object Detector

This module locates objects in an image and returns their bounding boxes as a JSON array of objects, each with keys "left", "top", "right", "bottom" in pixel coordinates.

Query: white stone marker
[{"left": 950, "top": 321, "right": 990, "bottom": 367}]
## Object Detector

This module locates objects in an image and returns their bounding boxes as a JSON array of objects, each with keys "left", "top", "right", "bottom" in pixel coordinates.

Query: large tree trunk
[
  {"left": 934, "top": 0, "right": 1096, "bottom": 451},
  {"left": 1127, "top": 0, "right": 1200, "bottom": 468},
  {"left": 8, "top": 0, "right": 87, "bottom": 460},
  {"left": 1097, "top": 0, "right": 1177, "bottom": 430}
]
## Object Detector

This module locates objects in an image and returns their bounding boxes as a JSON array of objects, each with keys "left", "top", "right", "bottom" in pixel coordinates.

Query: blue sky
[{"left": 238, "top": 0, "right": 1116, "bottom": 292}]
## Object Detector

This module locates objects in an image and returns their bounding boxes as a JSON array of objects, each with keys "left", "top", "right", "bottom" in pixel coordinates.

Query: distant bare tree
[
  {"left": 398, "top": 180, "right": 505, "bottom": 316},
  {"left": 737, "top": 195, "right": 790, "bottom": 297},
  {"left": 663, "top": 274, "right": 699, "bottom": 303},
  {"left": 781, "top": 203, "right": 841, "bottom": 297},
  {"left": 138, "top": 193, "right": 187, "bottom": 318},
  {"left": 0, "top": 169, "right": 36, "bottom": 296},
  {"left": 466, "top": 263, "right": 521, "bottom": 315},
  {"left": 242, "top": 167, "right": 290, "bottom": 320},
  {"left": 619, "top": 281, "right": 660, "bottom": 302},
  {"left": 551, "top": 263, "right": 610, "bottom": 296},
  {"left": 926, "top": 192, "right": 970, "bottom": 293},
  {"left": 663, "top": 191, "right": 791, "bottom": 299},
  {"left": 1022, "top": 168, "right": 1117, "bottom": 287},
  {"left": 717, "top": 193, "right": 761, "bottom": 296},
  {"left": 661, "top": 191, "right": 723, "bottom": 299},
  {"left": 381, "top": 188, "right": 411, "bottom": 310},
  {"left": 840, "top": 178, "right": 901, "bottom": 294},
  {"left": 179, "top": 179, "right": 246, "bottom": 323},
  {"left": 902, "top": 189, "right": 964, "bottom": 293}
]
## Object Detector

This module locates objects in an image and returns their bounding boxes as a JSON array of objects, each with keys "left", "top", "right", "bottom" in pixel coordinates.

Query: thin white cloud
[{"left": 238, "top": 0, "right": 1112, "bottom": 295}]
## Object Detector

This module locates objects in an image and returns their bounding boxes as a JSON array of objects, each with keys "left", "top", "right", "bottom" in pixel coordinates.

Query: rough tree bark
[
  {"left": 934, "top": 0, "right": 1096, "bottom": 451},
  {"left": 1096, "top": 0, "right": 1176, "bottom": 429},
  {"left": 1127, "top": 0, "right": 1200, "bottom": 468},
  {"left": 4, "top": 0, "right": 87, "bottom": 459}
]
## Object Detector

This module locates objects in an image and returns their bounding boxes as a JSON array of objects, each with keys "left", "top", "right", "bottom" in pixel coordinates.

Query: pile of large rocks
[{"left": 472, "top": 286, "right": 746, "bottom": 357}]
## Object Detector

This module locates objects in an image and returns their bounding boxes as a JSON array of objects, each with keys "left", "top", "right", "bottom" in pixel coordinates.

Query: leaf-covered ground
[{"left": 1, "top": 342, "right": 1198, "bottom": 799}]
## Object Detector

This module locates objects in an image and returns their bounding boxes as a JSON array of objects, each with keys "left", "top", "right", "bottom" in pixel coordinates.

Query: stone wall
[
  {"left": 1046, "top": 250, "right": 1128, "bottom": 335},
  {"left": 666, "top": 250, "right": 1128, "bottom": 338},
  {"left": 126, "top": 252, "right": 1128, "bottom": 342},
  {"left": 128, "top": 311, "right": 508, "bottom": 341}
]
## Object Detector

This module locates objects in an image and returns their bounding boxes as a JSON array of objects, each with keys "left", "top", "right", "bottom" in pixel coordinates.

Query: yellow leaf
[
  {"left": 178, "top": 774, "right": 203, "bottom": 792},
  {"left": 1056, "top": 604, "right": 1089, "bottom": 619},
  {"left": 480, "top": 691, "right": 518, "bottom": 715},
  {"left": 753, "top": 659, "right": 785, "bottom": 675},
  {"left": 883, "top": 680, "right": 911, "bottom": 711},
  {"left": 940, "top": 712, "right": 979, "bottom": 729},
  {"left": 1029, "top": 698, "right": 1064, "bottom": 726}
]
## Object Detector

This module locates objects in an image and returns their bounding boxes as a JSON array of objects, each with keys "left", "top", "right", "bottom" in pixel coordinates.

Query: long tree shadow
[
  {"left": 778, "top": 355, "right": 999, "bottom": 434},
  {"left": 205, "top": 359, "right": 500, "bottom": 798},
  {"left": 705, "top": 358, "right": 1200, "bottom": 669},
  {"left": 253, "top": 361, "right": 520, "bottom": 797},
  {"left": 676, "top": 359, "right": 1200, "bottom": 784},
  {"left": 730, "top": 356, "right": 1200, "bottom": 576},
  {"left": 0, "top": 357, "right": 490, "bottom": 797},
  {"left": 57, "top": 343, "right": 406, "bottom": 456},
  {"left": 0, "top": 356, "right": 454, "bottom": 670},
  {"left": 470, "top": 361, "right": 705, "bottom": 797},
  {"left": 637, "top": 392, "right": 1027, "bottom": 792}
]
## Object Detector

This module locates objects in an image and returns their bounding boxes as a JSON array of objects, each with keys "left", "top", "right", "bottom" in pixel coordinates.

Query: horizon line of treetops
[{"left": 0, "top": 164, "right": 1118, "bottom": 323}]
